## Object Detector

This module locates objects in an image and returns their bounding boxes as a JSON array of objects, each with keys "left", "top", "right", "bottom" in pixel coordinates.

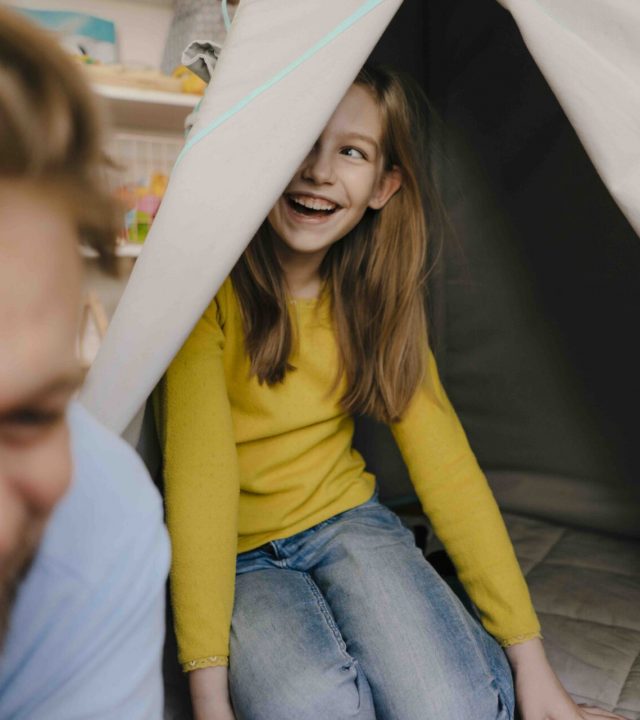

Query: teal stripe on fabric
[
  {"left": 221, "top": 0, "right": 232, "bottom": 32},
  {"left": 176, "top": 0, "right": 387, "bottom": 166}
]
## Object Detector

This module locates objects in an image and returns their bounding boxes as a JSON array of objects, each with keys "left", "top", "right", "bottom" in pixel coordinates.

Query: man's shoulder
[
  {"left": 68, "top": 401, "right": 161, "bottom": 513},
  {"left": 0, "top": 403, "right": 169, "bottom": 718},
  {"left": 39, "top": 402, "right": 167, "bottom": 585}
]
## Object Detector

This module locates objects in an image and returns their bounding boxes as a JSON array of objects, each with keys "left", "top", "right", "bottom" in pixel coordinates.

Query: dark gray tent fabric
[
  {"left": 359, "top": 0, "right": 640, "bottom": 523},
  {"left": 350, "top": 4, "right": 640, "bottom": 716}
]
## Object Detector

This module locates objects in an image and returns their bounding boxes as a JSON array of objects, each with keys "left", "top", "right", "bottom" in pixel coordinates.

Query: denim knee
[
  {"left": 229, "top": 655, "right": 375, "bottom": 720},
  {"left": 229, "top": 568, "right": 376, "bottom": 720}
]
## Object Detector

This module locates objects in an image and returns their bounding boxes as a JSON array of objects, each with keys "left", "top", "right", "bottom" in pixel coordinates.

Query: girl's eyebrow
[{"left": 343, "top": 132, "right": 379, "bottom": 151}]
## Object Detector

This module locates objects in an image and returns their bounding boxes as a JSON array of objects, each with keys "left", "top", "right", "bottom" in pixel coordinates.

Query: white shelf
[
  {"left": 94, "top": 84, "right": 199, "bottom": 134},
  {"left": 109, "top": 0, "right": 172, "bottom": 6},
  {"left": 81, "top": 243, "right": 143, "bottom": 259},
  {"left": 95, "top": 84, "right": 200, "bottom": 108}
]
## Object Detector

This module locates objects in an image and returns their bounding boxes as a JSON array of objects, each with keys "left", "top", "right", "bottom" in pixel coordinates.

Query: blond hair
[
  {"left": 0, "top": 6, "right": 118, "bottom": 271},
  {"left": 232, "top": 64, "right": 444, "bottom": 423}
]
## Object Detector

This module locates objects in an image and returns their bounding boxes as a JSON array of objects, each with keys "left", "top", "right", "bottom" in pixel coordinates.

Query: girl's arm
[
  {"left": 156, "top": 294, "right": 240, "bottom": 701},
  {"left": 391, "top": 351, "right": 629, "bottom": 719},
  {"left": 189, "top": 667, "right": 236, "bottom": 720},
  {"left": 506, "top": 638, "right": 629, "bottom": 719},
  {"left": 391, "top": 350, "right": 541, "bottom": 647}
]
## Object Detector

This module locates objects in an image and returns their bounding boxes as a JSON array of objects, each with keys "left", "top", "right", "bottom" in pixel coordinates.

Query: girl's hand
[
  {"left": 189, "top": 665, "right": 237, "bottom": 720},
  {"left": 505, "top": 638, "right": 629, "bottom": 720}
]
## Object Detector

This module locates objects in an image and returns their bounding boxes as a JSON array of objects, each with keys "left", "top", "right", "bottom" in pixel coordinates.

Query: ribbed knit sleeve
[
  {"left": 155, "top": 293, "right": 239, "bottom": 671},
  {"left": 391, "top": 351, "right": 541, "bottom": 647}
]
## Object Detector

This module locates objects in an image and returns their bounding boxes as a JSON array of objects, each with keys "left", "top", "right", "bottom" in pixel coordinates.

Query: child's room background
[{"left": 8, "top": 0, "right": 237, "bottom": 369}]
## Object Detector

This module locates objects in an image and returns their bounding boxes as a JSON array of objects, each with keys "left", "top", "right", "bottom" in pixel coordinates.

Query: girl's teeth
[{"left": 291, "top": 195, "right": 336, "bottom": 211}]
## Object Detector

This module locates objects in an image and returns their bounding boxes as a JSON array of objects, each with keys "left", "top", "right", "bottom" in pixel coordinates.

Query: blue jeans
[{"left": 229, "top": 494, "right": 515, "bottom": 720}]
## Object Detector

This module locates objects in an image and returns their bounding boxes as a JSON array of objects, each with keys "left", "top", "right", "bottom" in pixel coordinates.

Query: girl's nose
[{"left": 300, "top": 145, "right": 335, "bottom": 184}]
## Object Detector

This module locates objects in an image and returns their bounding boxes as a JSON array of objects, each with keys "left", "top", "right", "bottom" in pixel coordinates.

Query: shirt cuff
[
  {"left": 182, "top": 655, "right": 229, "bottom": 672},
  {"left": 498, "top": 631, "right": 543, "bottom": 648}
]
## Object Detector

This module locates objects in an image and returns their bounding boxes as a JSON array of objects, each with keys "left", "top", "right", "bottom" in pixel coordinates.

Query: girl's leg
[
  {"left": 308, "top": 501, "right": 515, "bottom": 720},
  {"left": 229, "top": 567, "right": 376, "bottom": 720}
]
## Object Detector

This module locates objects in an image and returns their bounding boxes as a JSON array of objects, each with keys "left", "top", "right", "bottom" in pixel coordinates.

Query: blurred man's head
[{"left": 0, "top": 7, "right": 118, "bottom": 644}]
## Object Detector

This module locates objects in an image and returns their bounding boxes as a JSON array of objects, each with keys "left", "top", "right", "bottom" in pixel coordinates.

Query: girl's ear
[{"left": 368, "top": 165, "right": 403, "bottom": 210}]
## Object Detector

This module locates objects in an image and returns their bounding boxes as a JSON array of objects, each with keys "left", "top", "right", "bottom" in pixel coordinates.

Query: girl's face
[{"left": 267, "top": 83, "right": 401, "bottom": 259}]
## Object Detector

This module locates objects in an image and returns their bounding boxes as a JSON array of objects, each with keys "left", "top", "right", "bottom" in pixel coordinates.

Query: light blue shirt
[{"left": 0, "top": 402, "right": 170, "bottom": 719}]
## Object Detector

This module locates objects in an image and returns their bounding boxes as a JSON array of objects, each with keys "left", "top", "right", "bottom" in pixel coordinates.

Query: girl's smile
[{"left": 284, "top": 192, "right": 342, "bottom": 224}]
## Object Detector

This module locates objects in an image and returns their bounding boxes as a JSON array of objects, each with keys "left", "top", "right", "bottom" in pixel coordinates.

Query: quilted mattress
[{"left": 503, "top": 513, "right": 640, "bottom": 719}]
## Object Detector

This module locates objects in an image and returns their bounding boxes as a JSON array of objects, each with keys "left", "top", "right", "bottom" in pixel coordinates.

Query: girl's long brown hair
[{"left": 231, "top": 64, "right": 443, "bottom": 423}]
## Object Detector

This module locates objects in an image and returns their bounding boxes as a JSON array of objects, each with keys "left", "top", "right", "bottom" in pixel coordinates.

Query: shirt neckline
[{"left": 288, "top": 284, "right": 329, "bottom": 308}]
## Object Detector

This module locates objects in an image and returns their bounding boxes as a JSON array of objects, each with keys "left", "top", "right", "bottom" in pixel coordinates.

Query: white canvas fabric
[
  {"left": 497, "top": 0, "right": 640, "bottom": 237},
  {"left": 80, "top": 0, "right": 403, "bottom": 436}
]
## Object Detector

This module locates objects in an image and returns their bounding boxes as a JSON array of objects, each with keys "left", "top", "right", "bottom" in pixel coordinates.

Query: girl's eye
[{"left": 341, "top": 147, "right": 366, "bottom": 160}]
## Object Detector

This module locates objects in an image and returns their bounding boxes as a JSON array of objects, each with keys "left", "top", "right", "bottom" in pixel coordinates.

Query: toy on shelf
[
  {"left": 20, "top": 7, "right": 203, "bottom": 97},
  {"left": 172, "top": 65, "right": 207, "bottom": 95},
  {"left": 17, "top": 8, "right": 117, "bottom": 63},
  {"left": 106, "top": 131, "right": 182, "bottom": 246},
  {"left": 160, "top": 0, "right": 238, "bottom": 76},
  {"left": 114, "top": 172, "right": 169, "bottom": 244}
]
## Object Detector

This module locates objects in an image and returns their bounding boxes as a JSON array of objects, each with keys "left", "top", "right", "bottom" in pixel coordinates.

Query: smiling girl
[{"left": 157, "top": 64, "right": 626, "bottom": 720}]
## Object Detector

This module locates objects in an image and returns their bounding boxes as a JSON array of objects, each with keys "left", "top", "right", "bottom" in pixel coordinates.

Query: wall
[{"left": 8, "top": 0, "right": 172, "bottom": 68}]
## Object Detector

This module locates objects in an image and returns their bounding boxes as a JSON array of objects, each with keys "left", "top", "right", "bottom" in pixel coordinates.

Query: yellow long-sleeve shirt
[{"left": 156, "top": 277, "right": 541, "bottom": 671}]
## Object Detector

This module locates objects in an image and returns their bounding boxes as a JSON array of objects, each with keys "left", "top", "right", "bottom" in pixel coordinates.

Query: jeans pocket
[{"left": 343, "top": 498, "right": 415, "bottom": 543}]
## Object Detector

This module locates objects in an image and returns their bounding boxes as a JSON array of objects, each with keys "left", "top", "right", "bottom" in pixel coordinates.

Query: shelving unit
[
  {"left": 13, "top": 0, "right": 189, "bottom": 357},
  {"left": 81, "top": 243, "right": 143, "bottom": 259},
  {"left": 95, "top": 83, "right": 199, "bottom": 134},
  {"left": 79, "top": 81, "right": 193, "bottom": 344},
  {"left": 86, "top": 84, "right": 193, "bottom": 259},
  {"left": 96, "top": 83, "right": 199, "bottom": 108}
]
